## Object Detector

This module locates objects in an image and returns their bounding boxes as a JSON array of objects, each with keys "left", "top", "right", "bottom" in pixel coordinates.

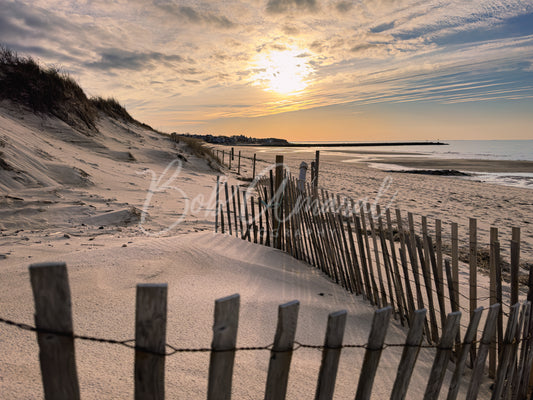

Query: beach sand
[{"left": 0, "top": 103, "right": 529, "bottom": 398}]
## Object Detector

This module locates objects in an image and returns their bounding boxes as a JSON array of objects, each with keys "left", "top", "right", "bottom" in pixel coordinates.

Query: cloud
[
  {"left": 370, "top": 21, "right": 396, "bottom": 33},
  {"left": 282, "top": 24, "right": 300, "bottom": 36},
  {"left": 87, "top": 49, "right": 186, "bottom": 71},
  {"left": 266, "top": 0, "right": 318, "bottom": 14},
  {"left": 155, "top": 4, "right": 236, "bottom": 29},
  {"left": 335, "top": 1, "right": 354, "bottom": 13}
]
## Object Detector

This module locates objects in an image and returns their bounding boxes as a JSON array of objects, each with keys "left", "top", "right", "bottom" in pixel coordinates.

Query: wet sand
[{"left": 369, "top": 157, "right": 533, "bottom": 173}]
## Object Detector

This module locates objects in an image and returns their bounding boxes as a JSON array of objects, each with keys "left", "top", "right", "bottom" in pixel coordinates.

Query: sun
[{"left": 252, "top": 47, "right": 314, "bottom": 95}]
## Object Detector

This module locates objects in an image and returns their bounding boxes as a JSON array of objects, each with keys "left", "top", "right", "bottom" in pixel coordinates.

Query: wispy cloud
[
  {"left": 87, "top": 49, "right": 187, "bottom": 71},
  {"left": 266, "top": 0, "right": 318, "bottom": 14}
]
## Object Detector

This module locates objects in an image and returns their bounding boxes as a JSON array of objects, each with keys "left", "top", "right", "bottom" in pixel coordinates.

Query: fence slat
[
  {"left": 264, "top": 300, "right": 300, "bottom": 400},
  {"left": 355, "top": 306, "right": 392, "bottom": 400},
  {"left": 489, "top": 227, "right": 498, "bottom": 378},
  {"left": 208, "top": 294, "right": 240, "bottom": 400},
  {"left": 215, "top": 176, "right": 220, "bottom": 233},
  {"left": 447, "top": 306, "right": 483, "bottom": 400},
  {"left": 353, "top": 211, "right": 374, "bottom": 304},
  {"left": 225, "top": 182, "right": 232, "bottom": 235},
  {"left": 416, "top": 235, "right": 439, "bottom": 343},
  {"left": 367, "top": 204, "right": 388, "bottom": 307},
  {"left": 346, "top": 219, "right": 364, "bottom": 295},
  {"left": 423, "top": 311, "right": 461, "bottom": 400},
  {"left": 451, "top": 222, "right": 459, "bottom": 314},
  {"left": 376, "top": 208, "right": 397, "bottom": 316},
  {"left": 386, "top": 208, "right": 407, "bottom": 325},
  {"left": 135, "top": 283, "right": 168, "bottom": 400},
  {"left": 29, "top": 262, "right": 80, "bottom": 400},
  {"left": 315, "top": 310, "right": 348, "bottom": 400},
  {"left": 491, "top": 302, "right": 521, "bottom": 400},
  {"left": 511, "top": 227, "right": 520, "bottom": 306},
  {"left": 360, "top": 205, "right": 380, "bottom": 306},
  {"left": 511, "top": 302, "right": 531, "bottom": 400},
  {"left": 390, "top": 308, "right": 427, "bottom": 400},
  {"left": 469, "top": 218, "right": 477, "bottom": 362},
  {"left": 465, "top": 304, "right": 500, "bottom": 400},
  {"left": 518, "top": 277, "right": 533, "bottom": 398}
]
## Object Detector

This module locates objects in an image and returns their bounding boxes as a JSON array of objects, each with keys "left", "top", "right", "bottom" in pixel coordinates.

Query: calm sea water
[{"left": 291, "top": 140, "right": 533, "bottom": 189}]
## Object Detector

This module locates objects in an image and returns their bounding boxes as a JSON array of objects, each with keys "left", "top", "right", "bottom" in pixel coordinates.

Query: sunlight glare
[{"left": 253, "top": 47, "right": 314, "bottom": 95}]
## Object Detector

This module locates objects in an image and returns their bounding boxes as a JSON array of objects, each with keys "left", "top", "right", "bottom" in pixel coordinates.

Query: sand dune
[{"left": 0, "top": 102, "right": 526, "bottom": 398}]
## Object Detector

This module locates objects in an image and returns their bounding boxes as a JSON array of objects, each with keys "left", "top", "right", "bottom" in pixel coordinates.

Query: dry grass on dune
[
  {"left": 0, "top": 46, "right": 136, "bottom": 132},
  {"left": 0, "top": 45, "right": 221, "bottom": 169},
  {"left": 173, "top": 134, "right": 222, "bottom": 169}
]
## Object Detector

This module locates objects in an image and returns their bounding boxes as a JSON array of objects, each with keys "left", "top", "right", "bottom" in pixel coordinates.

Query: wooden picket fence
[
  {"left": 19, "top": 262, "right": 533, "bottom": 399},
  {"left": 214, "top": 154, "right": 533, "bottom": 390}
]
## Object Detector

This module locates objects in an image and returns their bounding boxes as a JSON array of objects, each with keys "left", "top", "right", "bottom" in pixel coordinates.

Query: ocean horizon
[{"left": 263, "top": 140, "right": 533, "bottom": 189}]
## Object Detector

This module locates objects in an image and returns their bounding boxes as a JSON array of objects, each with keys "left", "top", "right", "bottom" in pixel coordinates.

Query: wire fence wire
[{"left": 1, "top": 314, "right": 527, "bottom": 358}]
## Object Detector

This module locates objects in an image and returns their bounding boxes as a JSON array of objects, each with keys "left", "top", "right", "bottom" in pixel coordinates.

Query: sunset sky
[{"left": 2, "top": 0, "right": 533, "bottom": 141}]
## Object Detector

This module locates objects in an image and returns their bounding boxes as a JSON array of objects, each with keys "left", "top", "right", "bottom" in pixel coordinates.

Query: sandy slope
[
  {"left": 0, "top": 233, "right": 492, "bottom": 399},
  {"left": 0, "top": 102, "right": 517, "bottom": 398}
]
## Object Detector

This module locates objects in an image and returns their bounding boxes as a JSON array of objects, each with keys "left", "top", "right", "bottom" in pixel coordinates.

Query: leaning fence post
[
  {"left": 314, "top": 150, "right": 320, "bottom": 188},
  {"left": 447, "top": 307, "right": 483, "bottom": 400},
  {"left": 215, "top": 176, "right": 220, "bottom": 233},
  {"left": 489, "top": 227, "right": 498, "bottom": 378},
  {"left": 207, "top": 294, "right": 240, "bottom": 400},
  {"left": 264, "top": 300, "right": 300, "bottom": 400},
  {"left": 423, "top": 311, "right": 461, "bottom": 400},
  {"left": 451, "top": 222, "right": 459, "bottom": 314},
  {"left": 390, "top": 308, "right": 427, "bottom": 400},
  {"left": 29, "top": 262, "right": 80, "bottom": 400},
  {"left": 134, "top": 283, "right": 168, "bottom": 400},
  {"left": 511, "top": 227, "right": 520, "bottom": 306},
  {"left": 355, "top": 306, "right": 392, "bottom": 400},
  {"left": 465, "top": 304, "right": 500, "bottom": 400},
  {"left": 315, "top": 310, "right": 347, "bottom": 400},
  {"left": 253, "top": 153, "right": 257, "bottom": 180},
  {"left": 491, "top": 303, "right": 521, "bottom": 400},
  {"left": 273, "top": 155, "right": 284, "bottom": 250},
  {"left": 469, "top": 218, "right": 477, "bottom": 362},
  {"left": 298, "top": 161, "right": 308, "bottom": 192}
]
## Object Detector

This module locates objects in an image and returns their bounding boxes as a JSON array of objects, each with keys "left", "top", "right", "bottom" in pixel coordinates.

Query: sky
[{"left": 1, "top": 0, "right": 533, "bottom": 141}]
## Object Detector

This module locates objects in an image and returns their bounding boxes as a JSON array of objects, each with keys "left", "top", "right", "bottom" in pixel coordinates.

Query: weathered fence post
[
  {"left": 423, "top": 311, "right": 461, "bottom": 400},
  {"left": 207, "top": 294, "right": 240, "bottom": 400},
  {"left": 314, "top": 150, "right": 320, "bottom": 188},
  {"left": 355, "top": 306, "right": 392, "bottom": 400},
  {"left": 237, "top": 151, "right": 241, "bottom": 175},
  {"left": 447, "top": 307, "right": 483, "bottom": 400},
  {"left": 298, "top": 161, "right": 308, "bottom": 192},
  {"left": 465, "top": 304, "right": 500, "bottom": 400},
  {"left": 492, "top": 303, "right": 521, "bottom": 400},
  {"left": 451, "top": 222, "right": 459, "bottom": 313},
  {"left": 29, "top": 262, "right": 80, "bottom": 400},
  {"left": 315, "top": 310, "right": 347, "bottom": 400},
  {"left": 273, "top": 155, "right": 284, "bottom": 250},
  {"left": 264, "top": 300, "right": 300, "bottom": 400},
  {"left": 511, "top": 227, "right": 520, "bottom": 306},
  {"left": 390, "top": 308, "right": 427, "bottom": 400},
  {"left": 215, "top": 176, "right": 220, "bottom": 233},
  {"left": 489, "top": 227, "right": 498, "bottom": 378},
  {"left": 253, "top": 153, "right": 257, "bottom": 180},
  {"left": 225, "top": 182, "right": 232, "bottom": 236},
  {"left": 134, "top": 283, "right": 168, "bottom": 400},
  {"left": 469, "top": 218, "right": 477, "bottom": 361}
]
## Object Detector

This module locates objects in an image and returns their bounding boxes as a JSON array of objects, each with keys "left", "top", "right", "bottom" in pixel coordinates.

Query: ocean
[{"left": 289, "top": 140, "right": 533, "bottom": 189}]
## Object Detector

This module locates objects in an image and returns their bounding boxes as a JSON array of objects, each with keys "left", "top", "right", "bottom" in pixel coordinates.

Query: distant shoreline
[{"left": 282, "top": 141, "right": 447, "bottom": 147}]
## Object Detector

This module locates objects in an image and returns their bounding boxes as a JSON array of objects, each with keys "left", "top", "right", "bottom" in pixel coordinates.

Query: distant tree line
[{"left": 175, "top": 133, "right": 289, "bottom": 146}]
